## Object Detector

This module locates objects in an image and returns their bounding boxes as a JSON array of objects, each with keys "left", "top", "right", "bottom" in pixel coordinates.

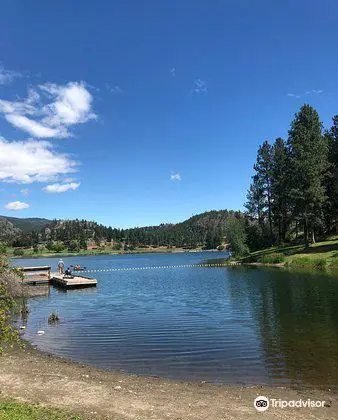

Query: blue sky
[{"left": 0, "top": 1, "right": 337, "bottom": 228}]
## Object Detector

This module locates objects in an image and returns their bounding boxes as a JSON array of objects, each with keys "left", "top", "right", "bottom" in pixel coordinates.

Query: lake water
[{"left": 13, "top": 252, "right": 338, "bottom": 388}]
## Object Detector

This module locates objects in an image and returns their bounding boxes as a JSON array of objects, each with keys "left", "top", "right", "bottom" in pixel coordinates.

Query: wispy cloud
[
  {"left": 170, "top": 172, "right": 182, "bottom": 182},
  {"left": 305, "top": 89, "right": 323, "bottom": 95},
  {"left": 170, "top": 67, "right": 176, "bottom": 77},
  {"left": 0, "top": 81, "right": 96, "bottom": 138},
  {"left": 0, "top": 64, "right": 21, "bottom": 85},
  {"left": 287, "top": 89, "right": 324, "bottom": 99},
  {"left": 190, "top": 79, "right": 207, "bottom": 95},
  {"left": 43, "top": 182, "right": 80, "bottom": 193},
  {"left": 5, "top": 114, "right": 65, "bottom": 138},
  {"left": 0, "top": 137, "right": 78, "bottom": 183},
  {"left": 4, "top": 201, "right": 30, "bottom": 211},
  {"left": 287, "top": 93, "right": 301, "bottom": 98},
  {"left": 20, "top": 188, "right": 29, "bottom": 196},
  {"left": 105, "top": 84, "right": 123, "bottom": 94}
]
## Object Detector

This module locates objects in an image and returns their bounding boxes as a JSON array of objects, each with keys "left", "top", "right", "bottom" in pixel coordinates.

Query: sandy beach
[{"left": 0, "top": 345, "right": 337, "bottom": 420}]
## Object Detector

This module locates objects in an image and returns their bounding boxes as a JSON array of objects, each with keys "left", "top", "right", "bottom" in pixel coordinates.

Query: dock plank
[{"left": 51, "top": 273, "right": 97, "bottom": 289}]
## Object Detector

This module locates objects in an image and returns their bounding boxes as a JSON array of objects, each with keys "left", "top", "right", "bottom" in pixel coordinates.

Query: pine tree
[
  {"left": 325, "top": 116, "right": 338, "bottom": 233},
  {"left": 254, "top": 141, "right": 274, "bottom": 244},
  {"left": 287, "top": 104, "right": 329, "bottom": 244},
  {"left": 271, "top": 138, "right": 289, "bottom": 243}
]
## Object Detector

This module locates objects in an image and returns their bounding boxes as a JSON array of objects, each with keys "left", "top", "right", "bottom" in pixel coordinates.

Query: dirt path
[{"left": 0, "top": 347, "right": 337, "bottom": 419}]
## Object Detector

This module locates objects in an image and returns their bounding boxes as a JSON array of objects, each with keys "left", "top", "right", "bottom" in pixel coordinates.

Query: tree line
[
  {"left": 8, "top": 210, "right": 242, "bottom": 251},
  {"left": 245, "top": 104, "right": 337, "bottom": 250}
]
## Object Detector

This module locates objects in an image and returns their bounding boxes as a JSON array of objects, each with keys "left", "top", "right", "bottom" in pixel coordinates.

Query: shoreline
[
  {"left": 11, "top": 248, "right": 224, "bottom": 260},
  {"left": 1, "top": 342, "right": 336, "bottom": 419}
]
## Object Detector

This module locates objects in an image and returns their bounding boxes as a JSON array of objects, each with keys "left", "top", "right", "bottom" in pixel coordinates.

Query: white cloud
[
  {"left": 5, "top": 114, "right": 66, "bottom": 138},
  {"left": 20, "top": 188, "right": 29, "bottom": 196},
  {"left": 40, "top": 82, "right": 96, "bottom": 126},
  {"left": 0, "top": 65, "right": 20, "bottom": 85},
  {"left": 5, "top": 201, "right": 30, "bottom": 210},
  {"left": 43, "top": 182, "right": 80, "bottom": 193},
  {"left": 170, "top": 172, "right": 182, "bottom": 182},
  {"left": 0, "top": 81, "right": 96, "bottom": 138},
  {"left": 170, "top": 67, "right": 176, "bottom": 77},
  {"left": 0, "top": 137, "right": 78, "bottom": 183}
]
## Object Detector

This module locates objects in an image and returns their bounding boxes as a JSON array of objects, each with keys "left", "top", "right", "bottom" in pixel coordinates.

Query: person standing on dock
[{"left": 58, "top": 259, "right": 64, "bottom": 274}]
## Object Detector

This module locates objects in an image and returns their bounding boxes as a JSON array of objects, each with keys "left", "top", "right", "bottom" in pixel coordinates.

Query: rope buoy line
[{"left": 80, "top": 263, "right": 235, "bottom": 274}]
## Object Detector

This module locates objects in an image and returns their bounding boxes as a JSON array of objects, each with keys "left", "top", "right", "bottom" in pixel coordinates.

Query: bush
[
  {"left": 51, "top": 241, "right": 65, "bottom": 253},
  {"left": 0, "top": 242, "right": 7, "bottom": 255},
  {"left": 68, "top": 240, "right": 80, "bottom": 252},
  {"left": 0, "top": 259, "right": 22, "bottom": 352},
  {"left": 13, "top": 248, "right": 24, "bottom": 256},
  {"left": 259, "top": 252, "right": 286, "bottom": 264}
]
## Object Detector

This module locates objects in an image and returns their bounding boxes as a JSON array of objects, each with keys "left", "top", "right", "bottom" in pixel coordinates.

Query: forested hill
[
  {"left": 0, "top": 216, "right": 51, "bottom": 233},
  {"left": 1, "top": 210, "right": 243, "bottom": 250}
]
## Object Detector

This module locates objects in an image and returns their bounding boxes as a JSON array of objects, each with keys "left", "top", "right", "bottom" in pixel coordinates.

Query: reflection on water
[
  {"left": 14, "top": 252, "right": 338, "bottom": 388},
  {"left": 227, "top": 266, "right": 338, "bottom": 388}
]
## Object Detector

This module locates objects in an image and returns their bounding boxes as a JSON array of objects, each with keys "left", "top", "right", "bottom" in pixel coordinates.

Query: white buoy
[
  {"left": 37, "top": 330, "right": 45, "bottom": 335},
  {"left": 20, "top": 326, "right": 26, "bottom": 330}
]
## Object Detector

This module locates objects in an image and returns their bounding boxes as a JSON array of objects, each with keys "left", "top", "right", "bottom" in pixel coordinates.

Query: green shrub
[
  {"left": 51, "top": 241, "right": 65, "bottom": 253},
  {"left": 259, "top": 252, "right": 286, "bottom": 264},
  {"left": 13, "top": 248, "right": 24, "bottom": 256},
  {"left": 0, "top": 242, "right": 7, "bottom": 255}
]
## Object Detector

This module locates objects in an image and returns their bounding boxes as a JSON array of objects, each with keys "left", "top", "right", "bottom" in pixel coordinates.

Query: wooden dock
[
  {"left": 20, "top": 266, "right": 51, "bottom": 285},
  {"left": 51, "top": 273, "right": 97, "bottom": 289}
]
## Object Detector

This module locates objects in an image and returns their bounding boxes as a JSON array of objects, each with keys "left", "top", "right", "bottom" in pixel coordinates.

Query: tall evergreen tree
[
  {"left": 287, "top": 104, "right": 329, "bottom": 244},
  {"left": 253, "top": 140, "right": 274, "bottom": 244},
  {"left": 325, "top": 116, "right": 338, "bottom": 233},
  {"left": 271, "top": 138, "right": 289, "bottom": 243}
]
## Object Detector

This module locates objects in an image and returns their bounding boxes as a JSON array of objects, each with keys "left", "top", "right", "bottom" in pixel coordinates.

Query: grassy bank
[
  {"left": 240, "top": 236, "right": 338, "bottom": 272},
  {"left": 0, "top": 400, "right": 84, "bottom": 420}
]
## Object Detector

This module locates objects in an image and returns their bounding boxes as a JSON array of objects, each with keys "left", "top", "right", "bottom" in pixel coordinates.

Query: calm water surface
[{"left": 13, "top": 252, "right": 338, "bottom": 388}]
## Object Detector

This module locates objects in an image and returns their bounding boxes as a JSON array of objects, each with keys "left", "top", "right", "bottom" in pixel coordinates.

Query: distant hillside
[
  {"left": 124, "top": 210, "right": 241, "bottom": 249},
  {"left": 0, "top": 216, "right": 52, "bottom": 233},
  {"left": 0, "top": 217, "right": 21, "bottom": 241},
  {"left": 0, "top": 210, "right": 244, "bottom": 250}
]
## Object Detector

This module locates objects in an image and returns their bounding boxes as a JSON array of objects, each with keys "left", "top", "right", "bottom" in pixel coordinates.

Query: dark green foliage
[
  {"left": 246, "top": 104, "right": 335, "bottom": 251},
  {"left": 0, "top": 257, "right": 21, "bottom": 352},
  {"left": 324, "top": 115, "right": 338, "bottom": 233},
  {"left": 4, "top": 211, "right": 242, "bottom": 252},
  {"left": 13, "top": 248, "right": 24, "bottom": 256},
  {"left": 253, "top": 140, "right": 274, "bottom": 244},
  {"left": 225, "top": 216, "right": 249, "bottom": 257},
  {"left": 68, "top": 240, "right": 80, "bottom": 252},
  {"left": 287, "top": 105, "right": 329, "bottom": 244},
  {"left": 0, "top": 242, "right": 7, "bottom": 254},
  {"left": 271, "top": 138, "right": 290, "bottom": 243}
]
